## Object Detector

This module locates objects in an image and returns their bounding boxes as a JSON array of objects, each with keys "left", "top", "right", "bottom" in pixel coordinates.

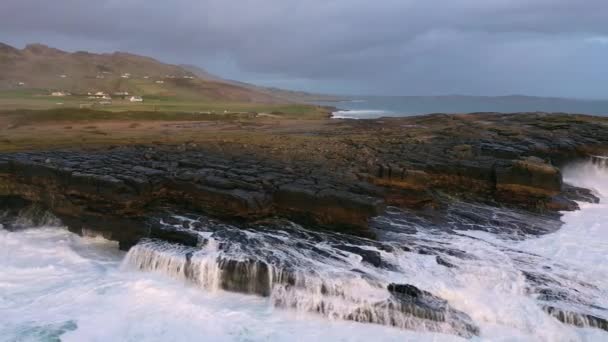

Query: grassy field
[
  {"left": 0, "top": 89, "right": 330, "bottom": 118},
  {"left": 0, "top": 89, "right": 335, "bottom": 152},
  {"left": 0, "top": 110, "right": 332, "bottom": 152}
]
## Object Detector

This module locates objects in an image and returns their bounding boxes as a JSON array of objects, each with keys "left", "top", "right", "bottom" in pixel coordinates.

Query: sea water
[
  {"left": 1, "top": 160, "right": 607, "bottom": 341},
  {"left": 325, "top": 96, "right": 608, "bottom": 119}
]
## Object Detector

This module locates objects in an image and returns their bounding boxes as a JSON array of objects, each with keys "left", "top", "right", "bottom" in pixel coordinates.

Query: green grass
[
  {"left": 0, "top": 89, "right": 330, "bottom": 119},
  {"left": 4, "top": 108, "right": 254, "bottom": 124}
]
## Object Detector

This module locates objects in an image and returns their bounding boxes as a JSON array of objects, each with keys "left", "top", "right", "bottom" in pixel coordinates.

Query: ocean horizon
[{"left": 319, "top": 95, "right": 608, "bottom": 119}]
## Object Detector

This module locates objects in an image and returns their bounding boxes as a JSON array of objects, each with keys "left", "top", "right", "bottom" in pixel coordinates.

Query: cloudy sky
[{"left": 1, "top": 0, "right": 608, "bottom": 98}]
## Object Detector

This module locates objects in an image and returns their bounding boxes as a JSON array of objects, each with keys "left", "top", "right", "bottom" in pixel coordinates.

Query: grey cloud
[{"left": 1, "top": 0, "right": 608, "bottom": 97}]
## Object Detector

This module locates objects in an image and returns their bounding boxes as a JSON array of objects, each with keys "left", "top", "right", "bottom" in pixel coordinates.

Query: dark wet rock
[
  {"left": 522, "top": 271, "right": 558, "bottom": 288},
  {"left": 388, "top": 283, "right": 425, "bottom": 298},
  {"left": 334, "top": 244, "right": 385, "bottom": 268},
  {"left": 59, "top": 214, "right": 148, "bottom": 250},
  {"left": 217, "top": 258, "right": 272, "bottom": 296},
  {"left": 436, "top": 256, "right": 456, "bottom": 268},
  {"left": 543, "top": 306, "right": 608, "bottom": 332},
  {"left": 386, "top": 283, "right": 480, "bottom": 337},
  {"left": 0, "top": 149, "right": 384, "bottom": 247},
  {"left": 536, "top": 288, "right": 573, "bottom": 302},
  {"left": 562, "top": 184, "right": 600, "bottom": 204},
  {"left": 149, "top": 225, "right": 200, "bottom": 247},
  {"left": 273, "top": 184, "right": 384, "bottom": 238},
  {"left": 0, "top": 196, "right": 59, "bottom": 230}
]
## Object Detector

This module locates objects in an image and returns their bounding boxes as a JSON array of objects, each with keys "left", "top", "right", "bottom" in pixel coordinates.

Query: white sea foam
[
  {"left": 1, "top": 160, "right": 607, "bottom": 341},
  {"left": 518, "top": 160, "right": 608, "bottom": 286},
  {"left": 332, "top": 110, "right": 392, "bottom": 119},
  {"left": 0, "top": 228, "right": 455, "bottom": 341}
]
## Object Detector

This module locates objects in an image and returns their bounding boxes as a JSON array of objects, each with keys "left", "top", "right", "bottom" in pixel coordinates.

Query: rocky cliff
[{"left": 1, "top": 112, "right": 607, "bottom": 249}]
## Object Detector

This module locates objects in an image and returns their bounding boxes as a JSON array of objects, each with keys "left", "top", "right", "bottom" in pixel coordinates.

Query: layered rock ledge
[{"left": 1, "top": 112, "right": 607, "bottom": 248}]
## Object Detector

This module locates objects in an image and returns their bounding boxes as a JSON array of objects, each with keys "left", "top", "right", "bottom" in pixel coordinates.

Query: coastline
[
  {"left": 2, "top": 111, "right": 607, "bottom": 245},
  {"left": 2, "top": 110, "right": 608, "bottom": 336}
]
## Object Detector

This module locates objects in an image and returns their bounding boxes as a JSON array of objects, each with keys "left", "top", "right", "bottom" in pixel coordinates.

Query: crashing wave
[{"left": 123, "top": 239, "right": 479, "bottom": 337}]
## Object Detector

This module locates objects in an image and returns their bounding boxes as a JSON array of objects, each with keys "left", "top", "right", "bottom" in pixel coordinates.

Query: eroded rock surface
[{"left": 1, "top": 113, "right": 607, "bottom": 248}]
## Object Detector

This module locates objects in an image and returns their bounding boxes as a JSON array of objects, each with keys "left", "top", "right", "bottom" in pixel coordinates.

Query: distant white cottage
[
  {"left": 121, "top": 73, "right": 131, "bottom": 79},
  {"left": 129, "top": 96, "right": 143, "bottom": 102},
  {"left": 155, "top": 80, "right": 164, "bottom": 84},
  {"left": 51, "top": 91, "right": 68, "bottom": 97}
]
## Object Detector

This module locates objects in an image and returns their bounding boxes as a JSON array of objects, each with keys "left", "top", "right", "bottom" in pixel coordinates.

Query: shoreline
[
  {"left": 2, "top": 111, "right": 607, "bottom": 248},
  {"left": 2, "top": 110, "right": 608, "bottom": 336}
]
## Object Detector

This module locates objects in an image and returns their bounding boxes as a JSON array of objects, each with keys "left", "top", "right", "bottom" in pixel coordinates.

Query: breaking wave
[
  {"left": 332, "top": 110, "right": 393, "bottom": 119},
  {"left": 1, "top": 157, "right": 607, "bottom": 340}
]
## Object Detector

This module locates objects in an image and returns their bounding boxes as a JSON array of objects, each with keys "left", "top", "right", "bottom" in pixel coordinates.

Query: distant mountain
[{"left": 0, "top": 43, "right": 280, "bottom": 103}]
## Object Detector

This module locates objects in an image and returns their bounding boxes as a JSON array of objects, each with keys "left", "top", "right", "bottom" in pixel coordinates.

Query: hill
[{"left": 0, "top": 43, "right": 280, "bottom": 103}]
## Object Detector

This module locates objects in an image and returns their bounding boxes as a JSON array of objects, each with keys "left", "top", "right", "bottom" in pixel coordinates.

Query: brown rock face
[{"left": 495, "top": 157, "right": 562, "bottom": 196}]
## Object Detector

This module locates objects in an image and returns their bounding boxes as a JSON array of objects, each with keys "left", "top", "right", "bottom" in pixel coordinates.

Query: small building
[
  {"left": 59, "top": 74, "right": 67, "bottom": 78},
  {"left": 129, "top": 96, "right": 143, "bottom": 102},
  {"left": 17, "top": 82, "right": 25, "bottom": 86},
  {"left": 95, "top": 91, "right": 107, "bottom": 97},
  {"left": 120, "top": 73, "right": 131, "bottom": 79},
  {"left": 51, "top": 91, "right": 67, "bottom": 97},
  {"left": 155, "top": 80, "right": 164, "bottom": 84},
  {"left": 101, "top": 95, "right": 112, "bottom": 100}
]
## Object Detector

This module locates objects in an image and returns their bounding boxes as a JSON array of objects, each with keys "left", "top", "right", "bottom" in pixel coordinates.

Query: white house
[
  {"left": 120, "top": 73, "right": 131, "bottom": 79},
  {"left": 101, "top": 95, "right": 112, "bottom": 100},
  {"left": 51, "top": 91, "right": 67, "bottom": 97},
  {"left": 129, "top": 96, "right": 143, "bottom": 102},
  {"left": 155, "top": 80, "right": 164, "bottom": 84},
  {"left": 95, "top": 91, "right": 107, "bottom": 97}
]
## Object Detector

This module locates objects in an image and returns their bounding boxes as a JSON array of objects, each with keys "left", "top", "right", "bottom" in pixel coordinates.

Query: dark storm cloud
[{"left": 1, "top": 0, "right": 608, "bottom": 97}]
